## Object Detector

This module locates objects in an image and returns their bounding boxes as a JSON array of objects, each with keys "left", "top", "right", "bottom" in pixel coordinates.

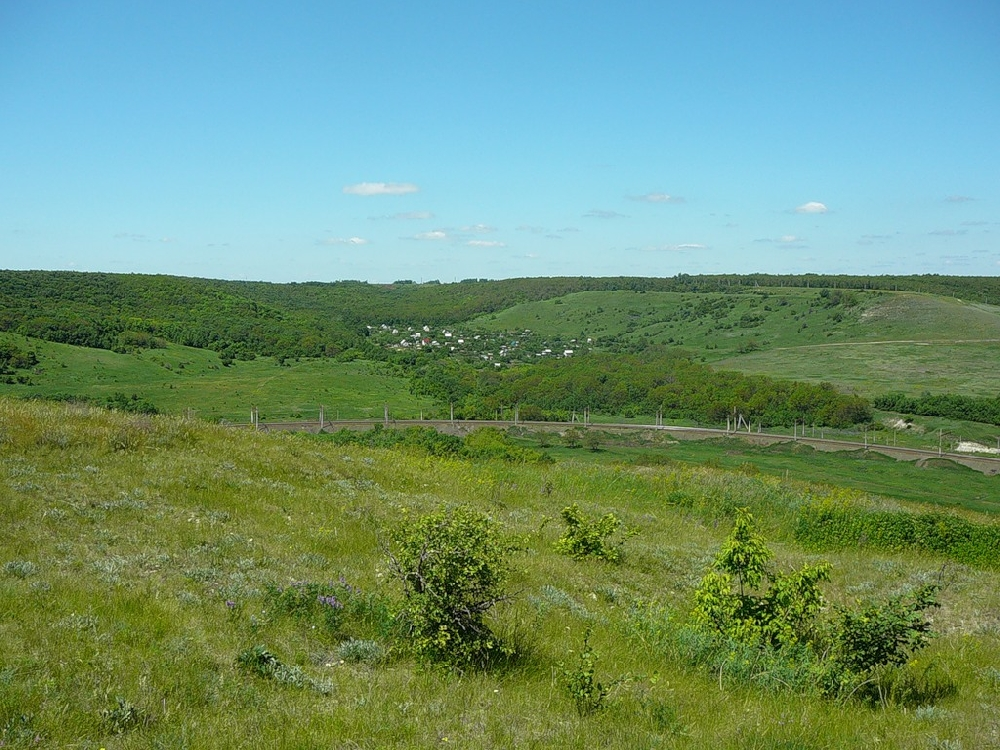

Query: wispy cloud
[
  {"left": 584, "top": 209, "right": 629, "bottom": 219},
  {"left": 755, "top": 235, "right": 806, "bottom": 244},
  {"left": 628, "top": 192, "right": 684, "bottom": 203},
  {"left": 945, "top": 195, "right": 974, "bottom": 203},
  {"left": 343, "top": 182, "right": 419, "bottom": 196},
  {"left": 461, "top": 224, "right": 496, "bottom": 233},
  {"left": 318, "top": 236, "right": 369, "bottom": 246},
  {"left": 929, "top": 229, "right": 967, "bottom": 236},
  {"left": 467, "top": 240, "right": 506, "bottom": 248},
  {"left": 795, "top": 201, "right": 828, "bottom": 214},
  {"left": 114, "top": 232, "right": 147, "bottom": 241},
  {"left": 413, "top": 230, "right": 449, "bottom": 241},
  {"left": 961, "top": 220, "right": 988, "bottom": 226},
  {"left": 516, "top": 225, "right": 547, "bottom": 234}
]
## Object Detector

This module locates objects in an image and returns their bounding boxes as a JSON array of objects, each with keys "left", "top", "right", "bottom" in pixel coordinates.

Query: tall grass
[{"left": 2, "top": 398, "right": 998, "bottom": 748}]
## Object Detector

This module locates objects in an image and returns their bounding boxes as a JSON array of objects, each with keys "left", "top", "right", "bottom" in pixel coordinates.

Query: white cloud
[
  {"left": 516, "top": 225, "right": 547, "bottom": 233},
  {"left": 629, "top": 192, "right": 684, "bottom": 203},
  {"left": 584, "top": 209, "right": 628, "bottom": 219},
  {"left": 795, "top": 201, "right": 828, "bottom": 214},
  {"left": 467, "top": 240, "right": 506, "bottom": 248},
  {"left": 413, "top": 230, "right": 449, "bottom": 241},
  {"left": 461, "top": 224, "right": 496, "bottom": 233},
  {"left": 343, "top": 182, "right": 419, "bottom": 196}
]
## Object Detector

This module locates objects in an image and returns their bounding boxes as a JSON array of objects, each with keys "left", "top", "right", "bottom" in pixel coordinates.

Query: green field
[
  {"left": 514, "top": 430, "right": 1000, "bottom": 514},
  {"left": 0, "top": 335, "right": 435, "bottom": 422},
  {"left": 3, "top": 400, "right": 1000, "bottom": 748},
  {"left": 470, "top": 289, "right": 1000, "bottom": 397}
]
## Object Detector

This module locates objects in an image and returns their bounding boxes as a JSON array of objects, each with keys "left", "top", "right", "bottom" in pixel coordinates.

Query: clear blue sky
[{"left": 2, "top": 1, "right": 998, "bottom": 283}]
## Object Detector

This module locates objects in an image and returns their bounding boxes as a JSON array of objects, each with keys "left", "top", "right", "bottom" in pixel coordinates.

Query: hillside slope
[{"left": 2, "top": 400, "right": 1000, "bottom": 747}]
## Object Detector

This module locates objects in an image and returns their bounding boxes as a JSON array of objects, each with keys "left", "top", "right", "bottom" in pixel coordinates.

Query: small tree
[
  {"left": 554, "top": 503, "right": 636, "bottom": 563},
  {"left": 693, "top": 508, "right": 830, "bottom": 648},
  {"left": 388, "top": 505, "right": 516, "bottom": 667}
]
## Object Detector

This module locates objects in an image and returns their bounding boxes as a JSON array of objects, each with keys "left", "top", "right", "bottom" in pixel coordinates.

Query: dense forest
[{"left": 410, "top": 349, "right": 872, "bottom": 427}]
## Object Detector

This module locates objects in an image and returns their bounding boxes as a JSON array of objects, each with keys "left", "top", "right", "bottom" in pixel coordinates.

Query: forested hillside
[{"left": 3, "top": 271, "right": 999, "bottom": 362}]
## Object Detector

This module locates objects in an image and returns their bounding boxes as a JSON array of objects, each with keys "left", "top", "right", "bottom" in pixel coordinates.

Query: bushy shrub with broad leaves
[{"left": 387, "top": 504, "right": 517, "bottom": 668}]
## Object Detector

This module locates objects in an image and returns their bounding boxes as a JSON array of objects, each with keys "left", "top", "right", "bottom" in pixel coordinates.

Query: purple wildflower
[{"left": 317, "top": 594, "right": 343, "bottom": 609}]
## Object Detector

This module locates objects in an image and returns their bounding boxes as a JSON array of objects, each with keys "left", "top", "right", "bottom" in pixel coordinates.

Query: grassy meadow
[
  {"left": 471, "top": 289, "right": 1000, "bottom": 397},
  {"left": 511, "top": 430, "right": 1000, "bottom": 515},
  {"left": 0, "top": 334, "right": 435, "bottom": 422},
  {"left": 3, "top": 399, "right": 1000, "bottom": 748}
]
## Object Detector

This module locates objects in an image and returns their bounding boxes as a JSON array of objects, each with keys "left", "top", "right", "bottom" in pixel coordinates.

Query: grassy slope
[
  {"left": 3, "top": 400, "right": 1000, "bottom": 748},
  {"left": 521, "top": 432, "right": 1000, "bottom": 515},
  {"left": 0, "top": 335, "right": 435, "bottom": 422},
  {"left": 470, "top": 289, "right": 1000, "bottom": 397}
]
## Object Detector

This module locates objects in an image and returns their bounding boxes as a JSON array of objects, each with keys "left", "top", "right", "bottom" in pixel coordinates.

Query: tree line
[
  {"left": 874, "top": 392, "right": 1000, "bottom": 427},
  {"left": 410, "top": 349, "right": 872, "bottom": 428}
]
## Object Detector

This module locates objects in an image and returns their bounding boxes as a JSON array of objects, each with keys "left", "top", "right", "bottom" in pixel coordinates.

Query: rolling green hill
[
  {"left": 470, "top": 289, "right": 1000, "bottom": 397},
  {"left": 0, "top": 334, "right": 434, "bottom": 423}
]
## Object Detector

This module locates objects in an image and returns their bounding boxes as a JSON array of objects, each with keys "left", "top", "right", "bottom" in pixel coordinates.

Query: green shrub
[
  {"left": 554, "top": 503, "right": 636, "bottom": 563},
  {"left": 387, "top": 504, "right": 517, "bottom": 667},
  {"left": 829, "top": 583, "right": 940, "bottom": 674},
  {"left": 692, "top": 508, "right": 830, "bottom": 648},
  {"left": 562, "top": 628, "right": 621, "bottom": 716}
]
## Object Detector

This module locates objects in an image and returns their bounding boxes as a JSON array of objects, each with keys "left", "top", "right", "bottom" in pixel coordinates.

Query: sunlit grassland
[
  {"left": 716, "top": 340, "right": 1000, "bottom": 398},
  {"left": 517, "top": 430, "right": 1000, "bottom": 514},
  {"left": 0, "top": 335, "right": 435, "bottom": 421},
  {"left": 470, "top": 289, "right": 1000, "bottom": 397},
  {"left": 3, "top": 399, "right": 1000, "bottom": 748}
]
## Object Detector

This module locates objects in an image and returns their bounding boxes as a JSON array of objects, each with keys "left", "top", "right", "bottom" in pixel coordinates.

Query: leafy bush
[
  {"left": 554, "top": 503, "right": 636, "bottom": 563},
  {"left": 690, "top": 510, "right": 948, "bottom": 704},
  {"left": 387, "top": 504, "right": 517, "bottom": 667},
  {"left": 821, "top": 583, "right": 943, "bottom": 701},
  {"left": 692, "top": 508, "right": 830, "bottom": 648}
]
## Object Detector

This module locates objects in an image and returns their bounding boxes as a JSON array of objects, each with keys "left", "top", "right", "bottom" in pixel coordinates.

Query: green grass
[
  {"left": 3, "top": 399, "right": 1000, "bottom": 748},
  {"left": 513, "top": 429, "right": 1000, "bottom": 514},
  {"left": 469, "top": 288, "right": 1000, "bottom": 397},
  {"left": 0, "top": 334, "right": 436, "bottom": 422}
]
